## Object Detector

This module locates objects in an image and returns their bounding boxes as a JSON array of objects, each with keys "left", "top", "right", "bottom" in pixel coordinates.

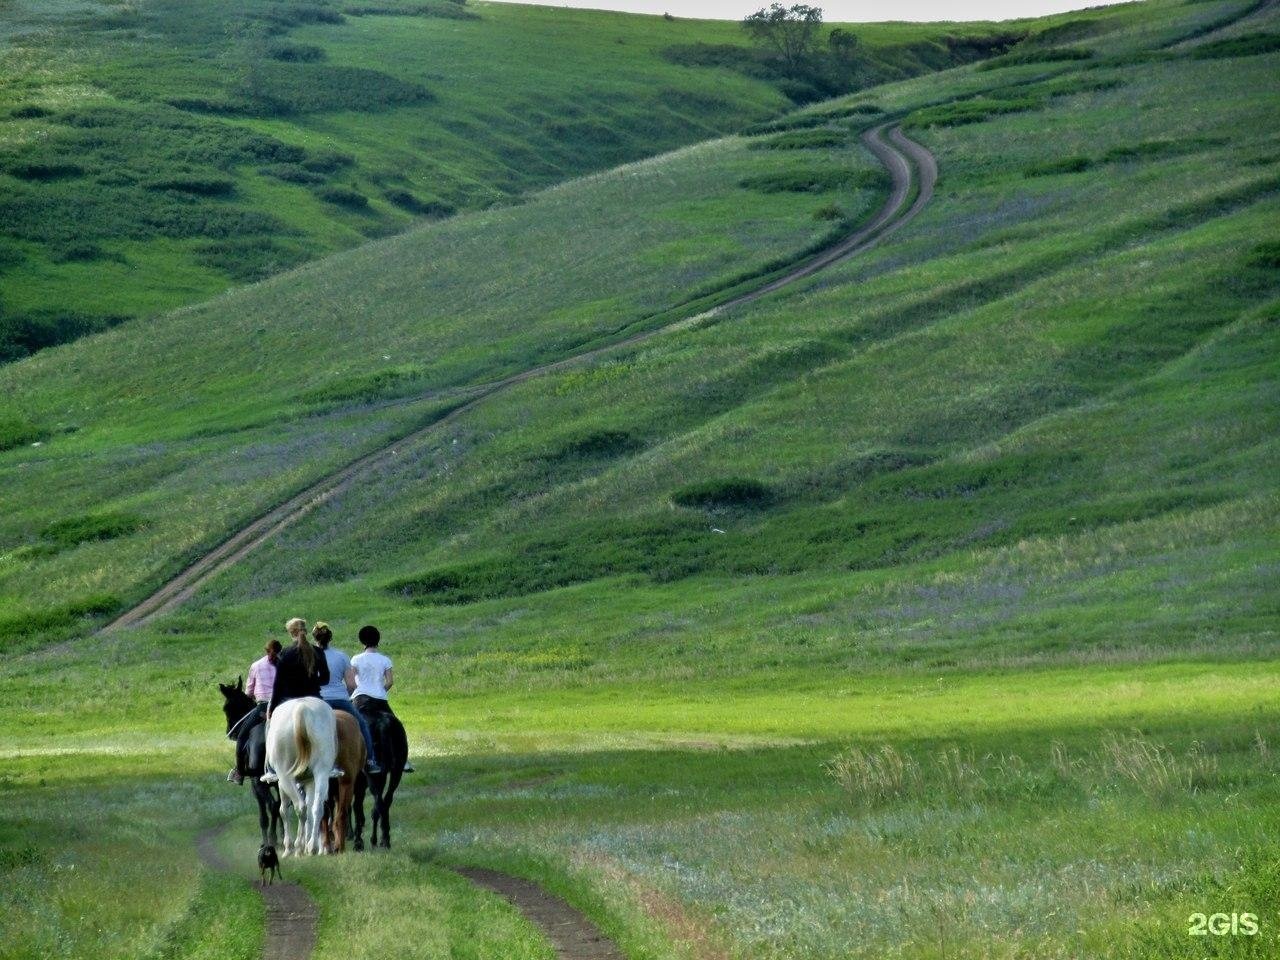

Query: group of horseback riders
[{"left": 227, "top": 617, "right": 413, "bottom": 784}]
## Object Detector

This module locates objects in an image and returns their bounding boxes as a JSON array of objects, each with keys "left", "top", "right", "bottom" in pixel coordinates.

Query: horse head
[{"left": 218, "top": 676, "right": 254, "bottom": 733}]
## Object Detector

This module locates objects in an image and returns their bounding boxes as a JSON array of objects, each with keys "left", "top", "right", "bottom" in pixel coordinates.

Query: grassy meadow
[{"left": 3, "top": 0, "right": 1280, "bottom": 956}]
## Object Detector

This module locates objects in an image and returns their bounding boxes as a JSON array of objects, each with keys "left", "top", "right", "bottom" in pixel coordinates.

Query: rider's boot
[
  {"left": 260, "top": 768, "right": 279, "bottom": 784},
  {"left": 402, "top": 760, "right": 414, "bottom": 773},
  {"left": 366, "top": 757, "right": 383, "bottom": 776},
  {"left": 227, "top": 768, "right": 244, "bottom": 785}
]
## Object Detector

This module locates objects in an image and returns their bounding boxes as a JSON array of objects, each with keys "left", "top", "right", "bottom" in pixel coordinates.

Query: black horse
[
  {"left": 352, "top": 696, "right": 408, "bottom": 850},
  {"left": 219, "top": 678, "right": 282, "bottom": 848}
]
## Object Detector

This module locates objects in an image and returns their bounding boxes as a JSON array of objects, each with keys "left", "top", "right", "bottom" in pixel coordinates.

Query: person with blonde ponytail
[
  {"left": 267, "top": 618, "right": 329, "bottom": 718},
  {"left": 261, "top": 617, "right": 330, "bottom": 784}
]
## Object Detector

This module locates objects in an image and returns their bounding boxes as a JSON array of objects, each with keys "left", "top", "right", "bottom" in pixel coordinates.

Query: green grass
[{"left": 2, "top": 0, "right": 1280, "bottom": 956}]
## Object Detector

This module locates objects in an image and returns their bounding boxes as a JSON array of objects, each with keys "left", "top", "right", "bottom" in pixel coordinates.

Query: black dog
[{"left": 257, "top": 844, "right": 282, "bottom": 887}]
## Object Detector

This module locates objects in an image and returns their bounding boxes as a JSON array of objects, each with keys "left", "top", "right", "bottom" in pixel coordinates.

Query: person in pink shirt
[{"left": 228, "top": 639, "right": 282, "bottom": 785}]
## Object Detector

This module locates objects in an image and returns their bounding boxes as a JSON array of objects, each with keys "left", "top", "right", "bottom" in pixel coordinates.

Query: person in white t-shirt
[{"left": 351, "top": 625, "right": 413, "bottom": 772}]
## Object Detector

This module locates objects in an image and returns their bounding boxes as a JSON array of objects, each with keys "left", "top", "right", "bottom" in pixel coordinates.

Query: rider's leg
[
  {"left": 327, "top": 697, "right": 380, "bottom": 773},
  {"left": 229, "top": 704, "right": 264, "bottom": 784}
]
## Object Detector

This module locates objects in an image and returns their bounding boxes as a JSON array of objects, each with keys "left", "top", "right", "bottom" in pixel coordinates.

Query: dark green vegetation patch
[
  {"left": 671, "top": 477, "right": 775, "bottom": 509},
  {"left": 42, "top": 512, "right": 146, "bottom": 548},
  {"left": 750, "top": 129, "right": 847, "bottom": 150},
  {"left": 740, "top": 168, "right": 884, "bottom": 194},
  {"left": 0, "top": 416, "right": 47, "bottom": 452},
  {"left": 1190, "top": 32, "right": 1280, "bottom": 59},
  {"left": 977, "top": 45, "right": 1093, "bottom": 70}
]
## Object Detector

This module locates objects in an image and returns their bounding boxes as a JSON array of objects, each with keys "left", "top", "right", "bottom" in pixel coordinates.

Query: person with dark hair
[
  {"left": 227, "top": 637, "right": 282, "bottom": 784},
  {"left": 352, "top": 625, "right": 413, "bottom": 772},
  {"left": 313, "top": 621, "right": 381, "bottom": 775},
  {"left": 261, "top": 617, "right": 331, "bottom": 784}
]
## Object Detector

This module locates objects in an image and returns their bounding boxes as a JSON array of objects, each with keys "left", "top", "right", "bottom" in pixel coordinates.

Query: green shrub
[
  {"left": 1191, "top": 32, "right": 1280, "bottom": 59},
  {"left": 906, "top": 96, "right": 1044, "bottom": 128},
  {"left": 742, "top": 113, "right": 835, "bottom": 136},
  {"left": 750, "top": 129, "right": 846, "bottom": 150},
  {"left": 9, "top": 105, "right": 51, "bottom": 119},
  {"left": 544, "top": 429, "right": 642, "bottom": 461},
  {"left": 977, "top": 46, "right": 1093, "bottom": 70},
  {"left": 317, "top": 185, "right": 370, "bottom": 209},
  {"left": 0, "top": 416, "right": 48, "bottom": 451},
  {"left": 1102, "top": 137, "right": 1225, "bottom": 162},
  {"left": 0, "top": 595, "right": 120, "bottom": 645},
  {"left": 268, "top": 42, "right": 326, "bottom": 62},
  {"left": 42, "top": 511, "right": 146, "bottom": 547},
  {"left": 144, "top": 174, "right": 235, "bottom": 196},
  {"left": 813, "top": 202, "right": 843, "bottom": 220},
  {"left": 740, "top": 168, "right": 885, "bottom": 193},
  {"left": 6, "top": 161, "right": 83, "bottom": 181},
  {"left": 259, "top": 163, "right": 326, "bottom": 184},
  {"left": 384, "top": 189, "right": 455, "bottom": 217},
  {"left": 1024, "top": 156, "right": 1092, "bottom": 177},
  {"left": 671, "top": 477, "right": 774, "bottom": 509},
  {"left": 1247, "top": 241, "right": 1280, "bottom": 269},
  {"left": 345, "top": 2, "right": 478, "bottom": 18}
]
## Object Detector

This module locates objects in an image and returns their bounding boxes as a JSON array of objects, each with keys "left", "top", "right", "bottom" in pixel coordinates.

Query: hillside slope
[
  {"left": 0, "top": 0, "right": 1018, "bottom": 360},
  {"left": 1, "top": 0, "right": 1280, "bottom": 957}
]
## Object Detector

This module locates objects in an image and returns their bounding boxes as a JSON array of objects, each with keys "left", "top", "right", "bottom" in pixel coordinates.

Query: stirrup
[
  {"left": 260, "top": 772, "right": 279, "bottom": 784},
  {"left": 227, "top": 769, "right": 243, "bottom": 784}
]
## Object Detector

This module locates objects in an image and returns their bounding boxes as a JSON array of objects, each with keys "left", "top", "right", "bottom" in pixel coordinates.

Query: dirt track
[
  {"left": 104, "top": 123, "right": 937, "bottom": 632},
  {"left": 196, "top": 824, "right": 318, "bottom": 960}
]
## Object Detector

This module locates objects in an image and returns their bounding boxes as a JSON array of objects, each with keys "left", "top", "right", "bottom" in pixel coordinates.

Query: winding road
[{"left": 105, "top": 123, "right": 936, "bottom": 632}]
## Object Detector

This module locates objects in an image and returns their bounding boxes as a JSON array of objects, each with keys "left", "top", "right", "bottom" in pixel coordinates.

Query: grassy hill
[
  {"left": 2, "top": 0, "right": 1280, "bottom": 957},
  {"left": 0, "top": 0, "right": 1017, "bottom": 361}
]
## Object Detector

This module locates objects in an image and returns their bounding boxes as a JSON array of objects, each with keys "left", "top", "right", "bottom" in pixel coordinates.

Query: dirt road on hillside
[{"left": 104, "top": 124, "right": 937, "bottom": 631}]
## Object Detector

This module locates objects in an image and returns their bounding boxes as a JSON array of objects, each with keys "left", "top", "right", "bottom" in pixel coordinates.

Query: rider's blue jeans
[{"left": 326, "top": 696, "right": 377, "bottom": 766}]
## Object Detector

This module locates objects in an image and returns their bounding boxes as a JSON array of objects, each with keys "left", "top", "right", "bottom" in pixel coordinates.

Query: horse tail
[{"left": 291, "top": 714, "right": 312, "bottom": 778}]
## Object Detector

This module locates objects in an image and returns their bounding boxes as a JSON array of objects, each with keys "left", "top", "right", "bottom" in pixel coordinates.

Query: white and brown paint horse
[{"left": 266, "top": 697, "right": 337, "bottom": 857}]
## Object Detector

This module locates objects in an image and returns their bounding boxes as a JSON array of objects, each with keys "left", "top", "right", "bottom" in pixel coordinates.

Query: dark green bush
[
  {"left": 144, "top": 174, "right": 235, "bottom": 196},
  {"left": 672, "top": 477, "right": 774, "bottom": 509},
  {"left": 301, "top": 150, "right": 356, "bottom": 173},
  {"left": 316, "top": 185, "right": 370, "bottom": 209},
  {"left": 977, "top": 46, "right": 1093, "bottom": 70},
  {"left": 1247, "top": 241, "right": 1280, "bottom": 269},
  {"left": 6, "top": 161, "right": 83, "bottom": 181},
  {"left": 0, "top": 595, "right": 120, "bottom": 645},
  {"left": 268, "top": 42, "right": 326, "bottom": 62},
  {"left": 384, "top": 189, "right": 455, "bottom": 217},
  {"left": 259, "top": 163, "right": 326, "bottom": 184},
  {"left": 1024, "top": 156, "right": 1092, "bottom": 177},
  {"left": 9, "top": 105, "right": 51, "bottom": 119},
  {"left": 0, "top": 417, "right": 48, "bottom": 451},
  {"left": 42, "top": 511, "right": 146, "bottom": 547},
  {"left": 906, "top": 96, "right": 1044, "bottom": 129},
  {"left": 750, "top": 128, "right": 846, "bottom": 150},
  {"left": 740, "top": 168, "right": 883, "bottom": 193},
  {"left": 545, "top": 429, "right": 642, "bottom": 461},
  {"left": 813, "top": 202, "right": 843, "bottom": 220},
  {"left": 1191, "top": 32, "right": 1280, "bottom": 59}
]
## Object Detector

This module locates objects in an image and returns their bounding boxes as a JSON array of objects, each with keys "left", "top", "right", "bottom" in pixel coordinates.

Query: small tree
[
  {"left": 828, "top": 26, "right": 859, "bottom": 60},
  {"left": 741, "top": 3, "right": 824, "bottom": 75}
]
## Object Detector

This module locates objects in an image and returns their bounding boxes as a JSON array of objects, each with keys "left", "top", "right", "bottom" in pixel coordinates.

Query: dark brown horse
[
  {"left": 219, "top": 678, "right": 281, "bottom": 848},
  {"left": 321, "top": 711, "right": 365, "bottom": 853},
  {"left": 352, "top": 697, "right": 409, "bottom": 850}
]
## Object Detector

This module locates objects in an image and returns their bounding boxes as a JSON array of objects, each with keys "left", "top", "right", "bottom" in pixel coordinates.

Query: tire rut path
[
  {"left": 456, "top": 866, "right": 624, "bottom": 960},
  {"left": 196, "top": 825, "right": 318, "bottom": 960},
  {"left": 105, "top": 123, "right": 936, "bottom": 631}
]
